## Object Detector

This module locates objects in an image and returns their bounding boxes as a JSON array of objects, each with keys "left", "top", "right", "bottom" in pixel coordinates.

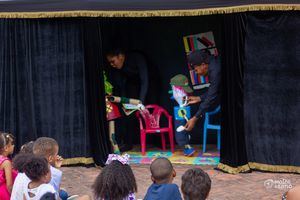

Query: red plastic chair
[{"left": 136, "top": 104, "right": 175, "bottom": 155}]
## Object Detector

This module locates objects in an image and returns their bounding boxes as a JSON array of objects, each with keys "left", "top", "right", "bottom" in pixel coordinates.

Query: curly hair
[
  {"left": 40, "top": 192, "right": 56, "bottom": 200},
  {"left": 0, "top": 132, "right": 15, "bottom": 153},
  {"left": 92, "top": 160, "right": 137, "bottom": 200},
  {"left": 12, "top": 153, "right": 34, "bottom": 172},
  {"left": 181, "top": 168, "right": 211, "bottom": 200},
  {"left": 20, "top": 141, "right": 35, "bottom": 154},
  {"left": 23, "top": 155, "right": 50, "bottom": 182}
]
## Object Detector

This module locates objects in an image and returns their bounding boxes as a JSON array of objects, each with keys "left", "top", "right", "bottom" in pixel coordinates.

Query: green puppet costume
[{"left": 104, "top": 71, "right": 121, "bottom": 154}]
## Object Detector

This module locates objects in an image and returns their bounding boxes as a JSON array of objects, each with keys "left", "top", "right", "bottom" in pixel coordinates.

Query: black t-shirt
[{"left": 110, "top": 51, "right": 158, "bottom": 103}]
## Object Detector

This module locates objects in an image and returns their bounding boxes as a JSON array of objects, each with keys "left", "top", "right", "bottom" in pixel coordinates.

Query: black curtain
[
  {"left": 82, "top": 19, "right": 112, "bottom": 166},
  {"left": 0, "top": 18, "right": 111, "bottom": 165},
  {"left": 218, "top": 14, "right": 249, "bottom": 173},
  {"left": 219, "top": 11, "right": 300, "bottom": 173},
  {"left": 244, "top": 12, "right": 300, "bottom": 168}
]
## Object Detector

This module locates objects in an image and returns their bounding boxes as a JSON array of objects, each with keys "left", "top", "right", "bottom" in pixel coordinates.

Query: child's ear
[
  {"left": 41, "top": 175, "right": 47, "bottom": 183},
  {"left": 206, "top": 191, "right": 210, "bottom": 198},
  {"left": 4, "top": 145, "right": 9, "bottom": 152},
  {"left": 151, "top": 176, "right": 155, "bottom": 183},
  {"left": 48, "top": 155, "right": 54, "bottom": 163},
  {"left": 172, "top": 169, "right": 176, "bottom": 178},
  {"left": 41, "top": 173, "right": 51, "bottom": 183}
]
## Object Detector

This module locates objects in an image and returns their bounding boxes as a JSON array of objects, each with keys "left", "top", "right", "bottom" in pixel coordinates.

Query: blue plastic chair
[{"left": 203, "top": 105, "right": 221, "bottom": 153}]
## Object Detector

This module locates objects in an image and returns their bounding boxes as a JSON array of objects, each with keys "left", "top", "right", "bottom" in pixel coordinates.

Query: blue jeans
[
  {"left": 174, "top": 120, "right": 190, "bottom": 146},
  {"left": 59, "top": 189, "right": 69, "bottom": 200}
]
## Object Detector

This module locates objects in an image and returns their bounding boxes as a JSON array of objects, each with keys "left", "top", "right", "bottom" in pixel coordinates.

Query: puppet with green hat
[{"left": 170, "top": 74, "right": 195, "bottom": 156}]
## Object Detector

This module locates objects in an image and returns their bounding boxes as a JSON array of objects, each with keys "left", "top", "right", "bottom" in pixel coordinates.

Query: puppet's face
[
  {"left": 107, "top": 54, "right": 125, "bottom": 69},
  {"left": 172, "top": 85, "right": 188, "bottom": 107}
]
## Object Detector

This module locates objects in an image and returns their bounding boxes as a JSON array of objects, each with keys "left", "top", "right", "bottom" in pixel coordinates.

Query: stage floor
[{"left": 127, "top": 145, "right": 220, "bottom": 165}]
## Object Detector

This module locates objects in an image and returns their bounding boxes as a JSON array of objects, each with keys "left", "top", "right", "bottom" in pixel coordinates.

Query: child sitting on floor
[
  {"left": 32, "top": 137, "right": 68, "bottom": 199},
  {"left": 92, "top": 154, "right": 137, "bottom": 200},
  {"left": 20, "top": 140, "right": 35, "bottom": 154},
  {"left": 11, "top": 153, "right": 33, "bottom": 200},
  {"left": 11, "top": 141, "right": 35, "bottom": 200},
  {"left": 181, "top": 168, "right": 211, "bottom": 200},
  {"left": 0, "top": 132, "right": 17, "bottom": 199},
  {"left": 144, "top": 157, "right": 182, "bottom": 200},
  {"left": 23, "top": 155, "right": 56, "bottom": 199}
]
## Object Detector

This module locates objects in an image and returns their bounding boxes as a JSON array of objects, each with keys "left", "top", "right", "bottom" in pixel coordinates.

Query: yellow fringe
[
  {"left": 249, "top": 162, "right": 300, "bottom": 173},
  {"left": 217, "top": 163, "right": 251, "bottom": 174},
  {"left": 0, "top": 4, "right": 299, "bottom": 18},
  {"left": 218, "top": 162, "right": 300, "bottom": 174},
  {"left": 62, "top": 157, "right": 94, "bottom": 166}
]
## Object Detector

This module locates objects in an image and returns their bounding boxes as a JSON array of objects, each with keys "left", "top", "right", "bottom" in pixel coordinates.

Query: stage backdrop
[
  {"left": 0, "top": 18, "right": 111, "bottom": 166},
  {"left": 218, "top": 11, "right": 300, "bottom": 173},
  {"left": 218, "top": 13, "right": 249, "bottom": 173},
  {"left": 244, "top": 12, "right": 300, "bottom": 171},
  {"left": 101, "top": 16, "right": 223, "bottom": 145},
  {"left": 0, "top": 12, "right": 298, "bottom": 170}
]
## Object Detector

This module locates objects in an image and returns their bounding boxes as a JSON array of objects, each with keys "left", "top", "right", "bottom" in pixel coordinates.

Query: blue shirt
[{"left": 144, "top": 183, "right": 182, "bottom": 200}]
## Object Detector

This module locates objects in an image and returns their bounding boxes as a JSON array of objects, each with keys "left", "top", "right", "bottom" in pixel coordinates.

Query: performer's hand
[
  {"left": 184, "top": 116, "right": 198, "bottom": 131},
  {"left": 186, "top": 96, "right": 201, "bottom": 105}
]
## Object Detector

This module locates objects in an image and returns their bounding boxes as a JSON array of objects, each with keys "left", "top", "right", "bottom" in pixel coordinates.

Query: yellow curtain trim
[
  {"left": 0, "top": 4, "right": 299, "bottom": 18},
  {"left": 62, "top": 157, "right": 94, "bottom": 166},
  {"left": 218, "top": 162, "right": 300, "bottom": 174},
  {"left": 217, "top": 163, "right": 251, "bottom": 174},
  {"left": 249, "top": 162, "right": 300, "bottom": 173}
]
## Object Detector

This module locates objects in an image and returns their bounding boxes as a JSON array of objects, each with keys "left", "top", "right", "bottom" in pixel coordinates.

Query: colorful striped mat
[{"left": 127, "top": 146, "right": 219, "bottom": 165}]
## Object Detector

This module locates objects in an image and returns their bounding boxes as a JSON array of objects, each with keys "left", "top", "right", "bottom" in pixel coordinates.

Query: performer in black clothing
[
  {"left": 106, "top": 49, "right": 155, "bottom": 103},
  {"left": 106, "top": 49, "right": 159, "bottom": 151},
  {"left": 184, "top": 50, "right": 221, "bottom": 131}
]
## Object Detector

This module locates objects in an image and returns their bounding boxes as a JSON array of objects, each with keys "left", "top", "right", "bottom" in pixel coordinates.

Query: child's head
[
  {"left": 92, "top": 154, "right": 137, "bottom": 200},
  {"left": 0, "top": 132, "right": 15, "bottom": 156},
  {"left": 20, "top": 141, "right": 35, "bottom": 154},
  {"left": 181, "top": 168, "right": 211, "bottom": 200},
  {"left": 150, "top": 157, "right": 175, "bottom": 184},
  {"left": 23, "top": 155, "right": 51, "bottom": 184},
  {"left": 33, "top": 137, "right": 58, "bottom": 166},
  {"left": 12, "top": 153, "right": 34, "bottom": 172},
  {"left": 40, "top": 192, "right": 56, "bottom": 200}
]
